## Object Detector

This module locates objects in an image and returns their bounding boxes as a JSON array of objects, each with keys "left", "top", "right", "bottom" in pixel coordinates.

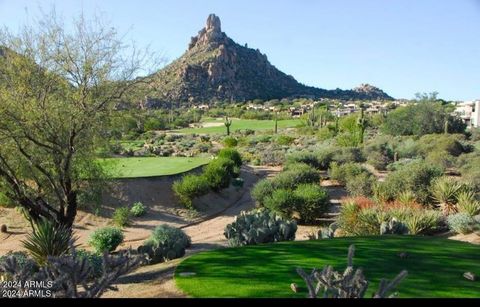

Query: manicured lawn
[
  {"left": 176, "top": 118, "right": 302, "bottom": 134},
  {"left": 175, "top": 236, "right": 480, "bottom": 298},
  {"left": 98, "top": 156, "right": 210, "bottom": 178}
]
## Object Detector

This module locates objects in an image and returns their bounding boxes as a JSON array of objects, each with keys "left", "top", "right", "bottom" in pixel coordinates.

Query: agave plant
[
  {"left": 397, "top": 190, "right": 416, "bottom": 206},
  {"left": 430, "top": 177, "right": 463, "bottom": 215},
  {"left": 456, "top": 190, "right": 480, "bottom": 216},
  {"left": 21, "top": 219, "right": 76, "bottom": 266}
]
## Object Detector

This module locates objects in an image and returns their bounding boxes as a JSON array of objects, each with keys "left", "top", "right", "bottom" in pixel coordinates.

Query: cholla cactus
[
  {"left": 380, "top": 218, "right": 409, "bottom": 235},
  {"left": 224, "top": 208, "right": 297, "bottom": 246},
  {"left": 0, "top": 244, "right": 144, "bottom": 298},
  {"left": 295, "top": 245, "right": 408, "bottom": 298}
]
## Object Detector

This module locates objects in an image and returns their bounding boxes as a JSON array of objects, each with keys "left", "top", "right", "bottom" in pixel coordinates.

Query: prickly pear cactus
[{"left": 224, "top": 208, "right": 297, "bottom": 247}]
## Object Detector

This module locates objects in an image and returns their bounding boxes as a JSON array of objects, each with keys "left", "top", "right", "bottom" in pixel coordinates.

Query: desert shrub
[
  {"left": 317, "top": 126, "right": 337, "bottom": 141},
  {"left": 203, "top": 158, "right": 236, "bottom": 191},
  {"left": 253, "top": 163, "right": 321, "bottom": 209},
  {"left": 286, "top": 152, "right": 321, "bottom": 169},
  {"left": 21, "top": 219, "right": 73, "bottom": 266},
  {"left": 130, "top": 202, "right": 147, "bottom": 217},
  {"left": 273, "top": 165, "right": 320, "bottom": 189},
  {"left": 425, "top": 151, "right": 456, "bottom": 169},
  {"left": 293, "top": 184, "right": 330, "bottom": 224},
  {"left": 337, "top": 198, "right": 441, "bottom": 236},
  {"left": 468, "top": 127, "right": 480, "bottom": 141},
  {"left": 251, "top": 179, "right": 276, "bottom": 205},
  {"left": 283, "top": 161, "right": 310, "bottom": 172},
  {"left": 224, "top": 208, "right": 297, "bottom": 247},
  {"left": 315, "top": 147, "right": 336, "bottom": 170},
  {"left": 416, "top": 134, "right": 467, "bottom": 157},
  {"left": 385, "top": 158, "right": 421, "bottom": 172},
  {"left": 217, "top": 148, "right": 242, "bottom": 167},
  {"left": 138, "top": 225, "right": 191, "bottom": 264},
  {"left": 366, "top": 151, "right": 391, "bottom": 171},
  {"left": 457, "top": 153, "right": 480, "bottom": 192},
  {"left": 446, "top": 213, "right": 479, "bottom": 235},
  {"left": 456, "top": 190, "right": 480, "bottom": 216},
  {"left": 345, "top": 172, "right": 376, "bottom": 197},
  {"left": 395, "top": 138, "right": 418, "bottom": 159},
  {"left": 363, "top": 138, "right": 394, "bottom": 171},
  {"left": 336, "top": 201, "right": 377, "bottom": 236},
  {"left": 223, "top": 136, "right": 238, "bottom": 148},
  {"left": 373, "top": 160, "right": 443, "bottom": 204},
  {"left": 76, "top": 249, "right": 103, "bottom": 279},
  {"left": 331, "top": 147, "right": 364, "bottom": 164},
  {"left": 329, "top": 162, "right": 366, "bottom": 185},
  {"left": 112, "top": 207, "right": 131, "bottom": 227},
  {"left": 258, "top": 146, "right": 286, "bottom": 166},
  {"left": 173, "top": 174, "right": 210, "bottom": 208},
  {"left": 401, "top": 210, "right": 442, "bottom": 235},
  {"left": 89, "top": 227, "right": 124, "bottom": 254},
  {"left": 276, "top": 135, "right": 295, "bottom": 145},
  {"left": 263, "top": 188, "right": 298, "bottom": 218},
  {"left": 382, "top": 102, "right": 466, "bottom": 136},
  {"left": 329, "top": 162, "right": 376, "bottom": 197}
]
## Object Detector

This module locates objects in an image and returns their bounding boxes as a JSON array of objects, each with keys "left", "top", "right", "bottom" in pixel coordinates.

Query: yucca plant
[
  {"left": 397, "top": 190, "right": 417, "bottom": 206},
  {"left": 21, "top": 219, "right": 76, "bottom": 266},
  {"left": 403, "top": 210, "right": 441, "bottom": 235},
  {"left": 456, "top": 190, "right": 480, "bottom": 216},
  {"left": 430, "top": 177, "right": 463, "bottom": 215}
]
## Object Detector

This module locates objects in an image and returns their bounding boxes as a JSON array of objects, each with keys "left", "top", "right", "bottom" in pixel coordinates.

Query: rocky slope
[{"left": 141, "top": 14, "right": 393, "bottom": 104}]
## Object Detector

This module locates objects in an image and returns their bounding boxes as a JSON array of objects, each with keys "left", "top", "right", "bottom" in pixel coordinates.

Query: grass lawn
[
  {"left": 175, "top": 236, "right": 480, "bottom": 298},
  {"left": 98, "top": 156, "right": 210, "bottom": 178},
  {"left": 176, "top": 118, "right": 302, "bottom": 134}
]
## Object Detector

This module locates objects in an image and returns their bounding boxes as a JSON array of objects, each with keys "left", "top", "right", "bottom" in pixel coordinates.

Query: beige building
[{"left": 455, "top": 100, "right": 480, "bottom": 128}]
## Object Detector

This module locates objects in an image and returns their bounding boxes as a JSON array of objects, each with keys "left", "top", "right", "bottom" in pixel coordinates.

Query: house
[
  {"left": 454, "top": 100, "right": 480, "bottom": 128},
  {"left": 193, "top": 104, "right": 210, "bottom": 111}
]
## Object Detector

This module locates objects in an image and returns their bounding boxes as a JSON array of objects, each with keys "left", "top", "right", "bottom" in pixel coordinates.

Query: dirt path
[
  {"left": 102, "top": 167, "right": 347, "bottom": 298},
  {"left": 102, "top": 165, "right": 281, "bottom": 298}
]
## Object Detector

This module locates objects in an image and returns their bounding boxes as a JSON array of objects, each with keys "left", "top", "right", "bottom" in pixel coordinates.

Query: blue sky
[{"left": 0, "top": 0, "right": 479, "bottom": 100}]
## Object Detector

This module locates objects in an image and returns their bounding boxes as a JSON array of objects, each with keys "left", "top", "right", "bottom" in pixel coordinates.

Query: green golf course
[{"left": 175, "top": 236, "right": 480, "bottom": 298}]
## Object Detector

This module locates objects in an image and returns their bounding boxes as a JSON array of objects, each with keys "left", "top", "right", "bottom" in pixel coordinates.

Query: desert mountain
[{"left": 142, "top": 14, "right": 393, "bottom": 104}]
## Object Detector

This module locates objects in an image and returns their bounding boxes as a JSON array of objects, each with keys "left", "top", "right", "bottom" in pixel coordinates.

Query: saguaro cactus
[
  {"left": 274, "top": 111, "right": 278, "bottom": 134},
  {"left": 224, "top": 116, "right": 232, "bottom": 136},
  {"left": 357, "top": 107, "right": 367, "bottom": 145},
  {"left": 295, "top": 244, "right": 408, "bottom": 298}
]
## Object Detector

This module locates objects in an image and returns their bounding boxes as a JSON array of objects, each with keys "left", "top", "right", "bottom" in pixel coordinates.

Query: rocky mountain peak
[
  {"left": 206, "top": 14, "right": 221, "bottom": 33},
  {"left": 145, "top": 15, "right": 393, "bottom": 104},
  {"left": 353, "top": 83, "right": 391, "bottom": 99},
  {"left": 188, "top": 14, "right": 226, "bottom": 50}
]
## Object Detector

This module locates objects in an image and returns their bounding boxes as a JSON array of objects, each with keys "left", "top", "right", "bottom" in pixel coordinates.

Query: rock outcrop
[{"left": 142, "top": 14, "right": 393, "bottom": 103}]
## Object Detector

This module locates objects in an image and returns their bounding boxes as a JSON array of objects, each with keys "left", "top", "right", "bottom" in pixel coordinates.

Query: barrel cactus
[
  {"left": 224, "top": 208, "right": 297, "bottom": 247},
  {"left": 137, "top": 225, "right": 191, "bottom": 264}
]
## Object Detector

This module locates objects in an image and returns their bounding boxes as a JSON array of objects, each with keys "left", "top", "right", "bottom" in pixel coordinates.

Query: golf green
[
  {"left": 175, "top": 236, "right": 480, "bottom": 298},
  {"left": 98, "top": 156, "right": 210, "bottom": 178}
]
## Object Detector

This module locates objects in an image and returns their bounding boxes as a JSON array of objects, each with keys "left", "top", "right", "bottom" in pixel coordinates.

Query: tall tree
[{"left": 0, "top": 11, "right": 156, "bottom": 228}]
